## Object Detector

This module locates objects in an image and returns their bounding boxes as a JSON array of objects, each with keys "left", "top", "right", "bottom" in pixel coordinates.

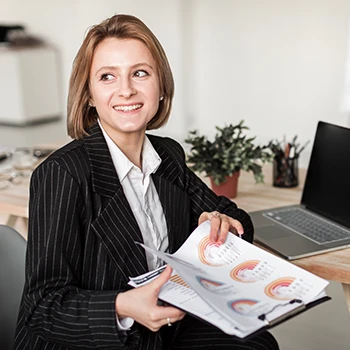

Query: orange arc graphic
[
  {"left": 230, "top": 260, "right": 261, "bottom": 283},
  {"left": 264, "top": 277, "right": 296, "bottom": 300},
  {"left": 198, "top": 236, "right": 224, "bottom": 266}
]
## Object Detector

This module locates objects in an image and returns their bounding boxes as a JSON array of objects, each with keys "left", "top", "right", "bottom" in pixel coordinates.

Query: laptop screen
[{"left": 301, "top": 121, "right": 350, "bottom": 229}]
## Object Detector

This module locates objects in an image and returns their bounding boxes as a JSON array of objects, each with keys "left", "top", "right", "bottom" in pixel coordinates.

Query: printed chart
[
  {"left": 230, "top": 260, "right": 275, "bottom": 283},
  {"left": 196, "top": 276, "right": 237, "bottom": 295},
  {"left": 264, "top": 277, "right": 296, "bottom": 300},
  {"left": 198, "top": 236, "right": 241, "bottom": 266}
]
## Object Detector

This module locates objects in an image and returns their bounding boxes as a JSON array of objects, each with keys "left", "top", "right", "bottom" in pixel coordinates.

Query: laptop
[{"left": 250, "top": 121, "right": 350, "bottom": 260}]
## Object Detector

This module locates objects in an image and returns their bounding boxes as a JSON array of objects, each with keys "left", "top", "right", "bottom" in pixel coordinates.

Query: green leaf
[{"left": 185, "top": 120, "right": 273, "bottom": 185}]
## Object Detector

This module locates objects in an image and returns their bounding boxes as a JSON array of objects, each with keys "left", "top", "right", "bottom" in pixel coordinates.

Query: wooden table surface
[{"left": 1, "top": 162, "right": 350, "bottom": 311}]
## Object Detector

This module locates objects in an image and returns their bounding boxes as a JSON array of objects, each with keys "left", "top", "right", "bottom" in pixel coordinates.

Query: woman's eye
[
  {"left": 100, "top": 74, "right": 114, "bottom": 81},
  {"left": 133, "top": 70, "right": 148, "bottom": 78}
]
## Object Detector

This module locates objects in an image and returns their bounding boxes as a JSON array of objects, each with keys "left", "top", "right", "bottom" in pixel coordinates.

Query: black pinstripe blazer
[{"left": 14, "top": 123, "right": 254, "bottom": 349}]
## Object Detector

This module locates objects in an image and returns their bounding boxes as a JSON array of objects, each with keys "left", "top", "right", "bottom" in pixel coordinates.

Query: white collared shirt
[{"left": 99, "top": 121, "right": 169, "bottom": 270}]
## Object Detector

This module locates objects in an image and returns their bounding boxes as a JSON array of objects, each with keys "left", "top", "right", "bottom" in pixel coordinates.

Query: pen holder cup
[{"left": 273, "top": 156, "right": 299, "bottom": 188}]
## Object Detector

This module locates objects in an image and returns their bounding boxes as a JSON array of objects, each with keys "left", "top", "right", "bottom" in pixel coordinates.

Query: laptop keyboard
[{"left": 263, "top": 208, "right": 350, "bottom": 245}]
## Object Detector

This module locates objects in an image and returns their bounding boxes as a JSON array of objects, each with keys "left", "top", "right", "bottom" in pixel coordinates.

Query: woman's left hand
[{"left": 198, "top": 211, "right": 244, "bottom": 244}]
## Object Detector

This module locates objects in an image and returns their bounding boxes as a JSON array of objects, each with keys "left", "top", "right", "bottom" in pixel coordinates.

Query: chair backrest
[{"left": 0, "top": 225, "right": 26, "bottom": 349}]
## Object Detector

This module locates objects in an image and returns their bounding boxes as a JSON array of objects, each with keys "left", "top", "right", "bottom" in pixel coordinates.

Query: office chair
[{"left": 0, "top": 225, "right": 26, "bottom": 350}]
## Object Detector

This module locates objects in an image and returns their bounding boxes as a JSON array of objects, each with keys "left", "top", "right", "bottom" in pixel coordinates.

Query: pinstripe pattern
[{"left": 14, "top": 123, "right": 277, "bottom": 349}]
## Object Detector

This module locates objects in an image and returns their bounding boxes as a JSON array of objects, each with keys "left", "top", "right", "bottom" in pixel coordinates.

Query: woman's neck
[
  {"left": 97, "top": 120, "right": 146, "bottom": 169},
  {"left": 113, "top": 132, "right": 145, "bottom": 169}
]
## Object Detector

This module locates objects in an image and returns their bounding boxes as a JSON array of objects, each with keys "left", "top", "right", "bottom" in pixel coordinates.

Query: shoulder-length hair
[{"left": 67, "top": 14, "right": 174, "bottom": 139}]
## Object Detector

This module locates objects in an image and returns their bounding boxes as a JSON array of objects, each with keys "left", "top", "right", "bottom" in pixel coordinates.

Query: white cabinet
[{"left": 0, "top": 46, "right": 61, "bottom": 125}]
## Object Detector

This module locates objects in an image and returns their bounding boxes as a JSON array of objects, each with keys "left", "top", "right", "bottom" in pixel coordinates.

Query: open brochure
[{"left": 128, "top": 221, "right": 330, "bottom": 339}]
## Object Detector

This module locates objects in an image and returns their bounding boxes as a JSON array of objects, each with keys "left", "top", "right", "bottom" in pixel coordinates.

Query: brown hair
[{"left": 67, "top": 14, "right": 174, "bottom": 139}]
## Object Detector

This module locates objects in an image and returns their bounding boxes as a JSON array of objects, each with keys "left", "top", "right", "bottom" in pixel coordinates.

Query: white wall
[
  {"left": 186, "top": 0, "right": 350, "bottom": 166},
  {"left": 1, "top": 0, "right": 350, "bottom": 166}
]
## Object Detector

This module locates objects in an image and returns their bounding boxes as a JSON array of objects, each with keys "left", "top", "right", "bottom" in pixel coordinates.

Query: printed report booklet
[{"left": 128, "top": 221, "right": 330, "bottom": 339}]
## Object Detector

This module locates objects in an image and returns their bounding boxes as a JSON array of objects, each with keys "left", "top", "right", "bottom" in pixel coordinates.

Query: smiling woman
[
  {"left": 13, "top": 14, "right": 278, "bottom": 350},
  {"left": 67, "top": 15, "right": 174, "bottom": 142}
]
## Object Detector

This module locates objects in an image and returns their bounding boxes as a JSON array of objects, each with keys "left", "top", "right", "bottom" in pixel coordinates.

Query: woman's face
[{"left": 89, "top": 37, "right": 161, "bottom": 142}]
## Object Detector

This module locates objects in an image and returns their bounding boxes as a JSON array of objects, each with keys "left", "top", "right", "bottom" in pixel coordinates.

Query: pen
[
  {"left": 296, "top": 140, "right": 310, "bottom": 157},
  {"left": 132, "top": 265, "right": 167, "bottom": 285},
  {"left": 284, "top": 143, "right": 291, "bottom": 158},
  {"left": 289, "top": 146, "right": 295, "bottom": 158}
]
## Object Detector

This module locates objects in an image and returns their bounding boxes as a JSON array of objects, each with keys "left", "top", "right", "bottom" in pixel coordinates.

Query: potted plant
[{"left": 185, "top": 120, "right": 273, "bottom": 198}]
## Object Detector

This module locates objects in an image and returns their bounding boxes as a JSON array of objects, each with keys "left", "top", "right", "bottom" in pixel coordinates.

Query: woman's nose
[{"left": 117, "top": 77, "right": 136, "bottom": 99}]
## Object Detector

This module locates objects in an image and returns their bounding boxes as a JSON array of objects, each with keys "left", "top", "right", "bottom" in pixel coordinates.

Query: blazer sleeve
[
  {"left": 184, "top": 166, "right": 254, "bottom": 242},
  {"left": 23, "top": 160, "right": 133, "bottom": 348},
  {"left": 167, "top": 137, "right": 254, "bottom": 243}
]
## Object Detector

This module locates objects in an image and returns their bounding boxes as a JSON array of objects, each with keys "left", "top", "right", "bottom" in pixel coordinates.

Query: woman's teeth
[{"left": 114, "top": 104, "right": 142, "bottom": 112}]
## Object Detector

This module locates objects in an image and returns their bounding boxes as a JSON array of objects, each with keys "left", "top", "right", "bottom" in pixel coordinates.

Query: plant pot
[{"left": 210, "top": 171, "right": 240, "bottom": 198}]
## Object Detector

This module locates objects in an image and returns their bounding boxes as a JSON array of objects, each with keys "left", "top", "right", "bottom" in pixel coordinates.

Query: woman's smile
[{"left": 113, "top": 103, "right": 143, "bottom": 112}]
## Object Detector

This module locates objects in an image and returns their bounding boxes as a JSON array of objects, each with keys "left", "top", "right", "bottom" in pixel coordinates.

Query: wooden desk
[{"left": 1, "top": 164, "right": 350, "bottom": 312}]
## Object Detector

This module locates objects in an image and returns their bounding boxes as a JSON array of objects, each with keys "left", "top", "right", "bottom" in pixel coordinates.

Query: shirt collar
[
  {"left": 142, "top": 136, "right": 162, "bottom": 177},
  {"left": 98, "top": 120, "right": 161, "bottom": 182}
]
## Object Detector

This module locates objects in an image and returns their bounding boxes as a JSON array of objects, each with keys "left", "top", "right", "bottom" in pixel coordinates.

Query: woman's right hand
[{"left": 115, "top": 266, "right": 186, "bottom": 332}]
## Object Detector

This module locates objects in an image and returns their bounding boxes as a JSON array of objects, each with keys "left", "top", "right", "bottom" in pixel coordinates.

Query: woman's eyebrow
[
  {"left": 130, "top": 62, "right": 154, "bottom": 70},
  {"left": 95, "top": 63, "right": 154, "bottom": 76}
]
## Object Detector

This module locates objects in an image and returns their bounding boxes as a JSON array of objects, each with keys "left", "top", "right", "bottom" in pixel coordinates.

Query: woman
[{"left": 14, "top": 14, "right": 279, "bottom": 349}]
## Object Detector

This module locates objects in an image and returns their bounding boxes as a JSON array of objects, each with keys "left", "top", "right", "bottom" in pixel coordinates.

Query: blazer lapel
[
  {"left": 84, "top": 123, "right": 120, "bottom": 197},
  {"left": 91, "top": 190, "right": 148, "bottom": 279},
  {"left": 84, "top": 124, "right": 148, "bottom": 279}
]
